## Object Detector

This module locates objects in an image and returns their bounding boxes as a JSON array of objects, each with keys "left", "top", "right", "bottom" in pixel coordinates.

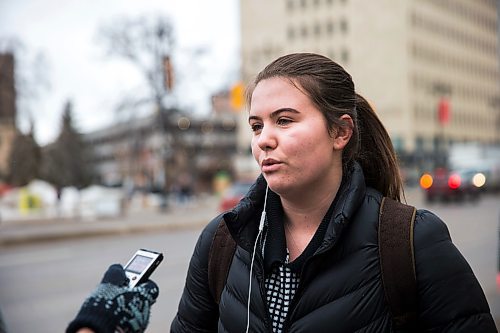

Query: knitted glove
[{"left": 66, "top": 264, "right": 159, "bottom": 333}]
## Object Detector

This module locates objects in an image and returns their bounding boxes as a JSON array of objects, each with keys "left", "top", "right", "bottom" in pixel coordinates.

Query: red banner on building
[{"left": 438, "top": 98, "right": 451, "bottom": 125}]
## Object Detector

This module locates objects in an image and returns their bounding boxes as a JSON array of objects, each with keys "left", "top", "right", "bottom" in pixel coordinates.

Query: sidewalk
[
  {"left": 0, "top": 196, "right": 220, "bottom": 246},
  {"left": 0, "top": 188, "right": 425, "bottom": 247}
]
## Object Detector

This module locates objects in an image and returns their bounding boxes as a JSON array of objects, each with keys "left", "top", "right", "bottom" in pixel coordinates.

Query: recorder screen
[{"left": 126, "top": 255, "right": 153, "bottom": 274}]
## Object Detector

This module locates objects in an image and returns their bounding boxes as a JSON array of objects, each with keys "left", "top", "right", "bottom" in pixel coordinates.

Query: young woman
[
  {"left": 68, "top": 53, "right": 496, "bottom": 332},
  {"left": 170, "top": 53, "right": 496, "bottom": 332}
]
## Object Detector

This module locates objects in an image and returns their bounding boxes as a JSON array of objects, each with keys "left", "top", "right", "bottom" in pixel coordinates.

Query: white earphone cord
[{"left": 246, "top": 186, "right": 269, "bottom": 333}]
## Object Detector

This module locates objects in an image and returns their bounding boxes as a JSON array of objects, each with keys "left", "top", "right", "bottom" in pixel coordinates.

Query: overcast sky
[{"left": 0, "top": 0, "right": 240, "bottom": 145}]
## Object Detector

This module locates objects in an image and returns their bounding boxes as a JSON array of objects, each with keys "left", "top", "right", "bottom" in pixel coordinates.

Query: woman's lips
[{"left": 261, "top": 158, "right": 282, "bottom": 172}]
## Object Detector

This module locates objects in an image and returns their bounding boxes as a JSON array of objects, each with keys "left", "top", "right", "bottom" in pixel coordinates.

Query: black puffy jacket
[{"left": 171, "top": 164, "right": 496, "bottom": 332}]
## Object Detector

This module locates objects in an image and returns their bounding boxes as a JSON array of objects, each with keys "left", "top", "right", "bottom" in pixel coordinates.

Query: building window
[
  {"left": 314, "top": 23, "right": 321, "bottom": 37},
  {"left": 415, "top": 136, "right": 424, "bottom": 151},
  {"left": 326, "top": 21, "right": 334, "bottom": 35},
  {"left": 340, "top": 18, "right": 348, "bottom": 34},
  {"left": 393, "top": 136, "right": 404, "bottom": 151},
  {"left": 287, "top": 26, "right": 295, "bottom": 40},
  {"left": 341, "top": 49, "right": 349, "bottom": 63},
  {"left": 301, "top": 25, "right": 309, "bottom": 38}
]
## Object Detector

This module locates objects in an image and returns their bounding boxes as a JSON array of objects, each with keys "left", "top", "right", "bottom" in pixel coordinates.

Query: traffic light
[
  {"left": 163, "top": 56, "right": 174, "bottom": 91},
  {"left": 230, "top": 82, "right": 245, "bottom": 111}
]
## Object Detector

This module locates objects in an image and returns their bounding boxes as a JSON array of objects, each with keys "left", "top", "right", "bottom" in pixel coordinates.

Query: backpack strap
[
  {"left": 379, "top": 197, "right": 418, "bottom": 331},
  {"left": 208, "top": 218, "right": 237, "bottom": 304}
]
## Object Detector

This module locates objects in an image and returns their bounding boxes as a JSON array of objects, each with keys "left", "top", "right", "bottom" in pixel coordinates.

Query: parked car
[
  {"left": 218, "top": 181, "right": 253, "bottom": 212},
  {"left": 419, "top": 168, "right": 484, "bottom": 203}
]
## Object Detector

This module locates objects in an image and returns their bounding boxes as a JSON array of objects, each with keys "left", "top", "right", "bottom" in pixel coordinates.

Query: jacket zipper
[
  {"left": 281, "top": 247, "right": 333, "bottom": 332},
  {"left": 254, "top": 245, "right": 273, "bottom": 332}
]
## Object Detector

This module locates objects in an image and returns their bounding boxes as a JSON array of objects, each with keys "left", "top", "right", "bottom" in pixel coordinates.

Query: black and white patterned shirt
[
  {"left": 261, "top": 190, "right": 337, "bottom": 333},
  {"left": 264, "top": 253, "right": 300, "bottom": 332}
]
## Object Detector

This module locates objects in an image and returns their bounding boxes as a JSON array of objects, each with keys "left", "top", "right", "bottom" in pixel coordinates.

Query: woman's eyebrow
[{"left": 248, "top": 108, "right": 299, "bottom": 123}]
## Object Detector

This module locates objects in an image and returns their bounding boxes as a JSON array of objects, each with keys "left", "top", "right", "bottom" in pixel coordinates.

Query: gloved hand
[{"left": 66, "top": 264, "right": 159, "bottom": 333}]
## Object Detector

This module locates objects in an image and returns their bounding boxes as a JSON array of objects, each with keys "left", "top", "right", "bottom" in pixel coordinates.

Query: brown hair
[{"left": 246, "top": 53, "right": 403, "bottom": 201}]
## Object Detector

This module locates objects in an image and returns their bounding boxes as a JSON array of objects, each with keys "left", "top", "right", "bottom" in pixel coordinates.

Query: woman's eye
[
  {"left": 250, "top": 123, "right": 263, "bottom": 132},
  {"left": 277, "top": 118, "right": 292, "bottom": 126}
]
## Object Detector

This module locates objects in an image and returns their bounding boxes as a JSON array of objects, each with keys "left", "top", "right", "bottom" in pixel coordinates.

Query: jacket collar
[
  {"left": 224, "top": 162, "right": 367, "bottom": 252},
  {"left": 319, "top": 162, "right": 366, "bottom": 253}
]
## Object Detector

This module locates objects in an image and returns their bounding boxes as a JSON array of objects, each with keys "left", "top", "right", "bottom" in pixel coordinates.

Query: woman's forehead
[
  {"left": 249, "top": 78, "right": 317, "bottom": 118},
  {"left": 251, "top": 78, "right": 308, "bottom": 105}
]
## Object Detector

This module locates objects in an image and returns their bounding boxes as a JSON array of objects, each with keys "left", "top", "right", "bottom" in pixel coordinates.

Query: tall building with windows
[{"left": 240, "top": 0, "right": 499, "bottom": 166}]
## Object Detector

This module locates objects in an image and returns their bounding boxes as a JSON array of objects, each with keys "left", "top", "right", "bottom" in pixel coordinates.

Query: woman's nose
[{"left": 257, "top": 125, "right": 277, "bottom": 151}]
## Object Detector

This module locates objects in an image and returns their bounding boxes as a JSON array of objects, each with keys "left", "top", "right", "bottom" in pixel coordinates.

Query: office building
[{"left": 240, "top": 0, "right": 500, "bottom": 166}]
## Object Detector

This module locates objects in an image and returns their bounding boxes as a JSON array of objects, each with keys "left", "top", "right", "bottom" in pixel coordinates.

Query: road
[{"left": 0, "top": 190, "right": 499, "bottom": 332}]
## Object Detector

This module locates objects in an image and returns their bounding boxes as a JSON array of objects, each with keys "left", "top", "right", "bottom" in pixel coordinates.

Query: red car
[{"left": 218, "top": 182, "right": 253, "bottom": 212}]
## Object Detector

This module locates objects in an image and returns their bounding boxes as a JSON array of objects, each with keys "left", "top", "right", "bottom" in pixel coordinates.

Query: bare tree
[
  {"left": 97, "top": 15, "right": 175, "bottom": 109},
  {"left": 97, "top": 15, "right": 189, "bottom": 205}
]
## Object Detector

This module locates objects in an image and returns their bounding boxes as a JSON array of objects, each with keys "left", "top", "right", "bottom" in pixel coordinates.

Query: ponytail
[{"left": 353, "top": 94, "right": 404, "bottom": 201}]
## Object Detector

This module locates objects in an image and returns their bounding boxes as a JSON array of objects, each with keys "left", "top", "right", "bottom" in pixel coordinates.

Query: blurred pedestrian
[{"left": 176, "top": 173, "right": 193, "bottom": 206}]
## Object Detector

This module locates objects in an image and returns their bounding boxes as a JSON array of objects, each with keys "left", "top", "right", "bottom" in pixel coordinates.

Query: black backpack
[{"left": 208, "top": 197, "right": 418, "bottom": 331}]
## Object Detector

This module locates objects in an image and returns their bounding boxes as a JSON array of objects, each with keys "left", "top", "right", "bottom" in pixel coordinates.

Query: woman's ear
[{"left": 333, "top": 114, "right": 353, "bottom": 150}]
